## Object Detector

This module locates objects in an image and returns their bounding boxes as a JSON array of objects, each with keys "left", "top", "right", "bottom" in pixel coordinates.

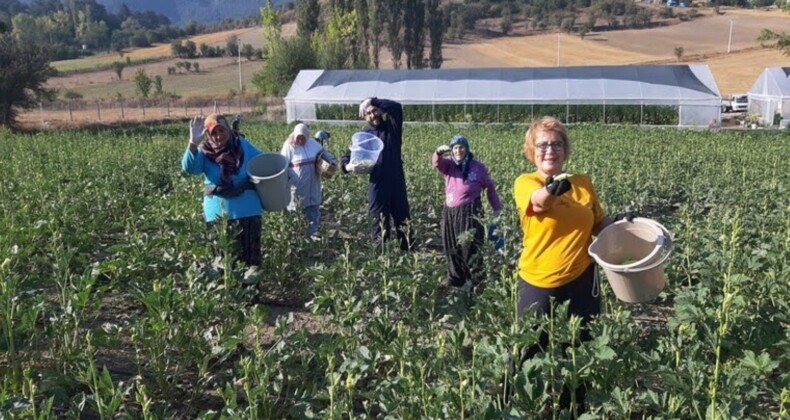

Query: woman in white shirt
[{"left": 280, "top": 124, "right": 336, "bottom": 238}]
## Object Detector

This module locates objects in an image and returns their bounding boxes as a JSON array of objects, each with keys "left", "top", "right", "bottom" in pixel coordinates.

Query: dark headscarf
[
  {"left": 200, "top": 114, "right": 244, "bottom": 185},
  {"left": 450, "top": 134, "right": 473, "bottom": 181}
]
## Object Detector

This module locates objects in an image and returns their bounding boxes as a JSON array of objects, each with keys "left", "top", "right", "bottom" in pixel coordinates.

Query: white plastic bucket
[
  {"left": 349, "top": 132, "right": 383, "bottom": 174},
  {"left": 588, "top": 218, "right": 673, "bottom": 303},
  {"left": 247, "top": 153, "right": 289, "bottom": 211}
]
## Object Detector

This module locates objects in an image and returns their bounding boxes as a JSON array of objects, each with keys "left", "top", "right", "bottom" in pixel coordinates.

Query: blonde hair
[{"left": 523, "top": 116, "right": 571, "bottom": 164}]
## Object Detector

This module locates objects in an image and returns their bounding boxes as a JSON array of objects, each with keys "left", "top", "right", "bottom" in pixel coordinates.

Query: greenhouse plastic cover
[
  {"left": 748, "top": 67, "right": 790, "bottom": 126},
  {"left": 285, "top": 65, "right": 722, "bottom": 125}
]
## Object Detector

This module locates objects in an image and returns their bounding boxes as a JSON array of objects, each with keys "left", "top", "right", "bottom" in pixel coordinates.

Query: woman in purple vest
[{"left": 433, "top": 135, "right": 502, "bottom": 288}]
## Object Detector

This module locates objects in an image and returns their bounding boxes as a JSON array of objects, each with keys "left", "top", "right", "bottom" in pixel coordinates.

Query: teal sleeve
[{"left": 181, "top": 148, "right": 204, "bottom": 175}]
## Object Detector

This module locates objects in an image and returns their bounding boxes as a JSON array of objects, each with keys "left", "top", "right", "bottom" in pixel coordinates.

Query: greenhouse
[
  {"left": 748, "top": 67, "right": 790, "bottom": 127},
  {"left": 284, "top": 65, "right": 722, "bottom": 127}
]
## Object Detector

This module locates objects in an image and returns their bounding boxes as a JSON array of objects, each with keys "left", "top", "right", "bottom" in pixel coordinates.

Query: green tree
[
  {"left": 354, "top": 0, "right": 370, "bottom": 64},
  {"left": 134, "top": 69, "right": 152, "bottom": 98},
  {"left": 295, "top": 0, "right": 320, "bottom": 38},
  {"left": 759, "top": 29, "right": 790, "bottom": 55},
  {"left": 314, "top": 9, "right": 360, "bottom": 69},
  {"left": 184, "top": 40, "right": 197, "bottom": 58},
  {"left": 261, "top": 0, "right": 282, "bottom": 58},
  {"left": 403, "top": 0, "right": 425, "bottom": 69},
  {"left": 153, "top": 75, "right": 163, "bottom": 96},
  {"left": 77, "top": 19, "right": 109, "bottom": 50},
  {"left": 226, "top": 34, "right": 239, "bottom": 57},
  {"left": 759, "top": 4, "right": 789, "bottom": 57},
  {"left": 0, "top": 34, "right": 56, "bottom": 129},
  {"left": 112, "top": 61, "right": 125, "bottom": 80},
  {"left": 368, "top": 0, "right": 386, "bottom": 68},
  {"left": 501, "top": 5, "right": 513, "bottom": 35},
  {"left": 427, "top": 0, "right": 443, "bottom": 69},
  {"left": 242, "top": 43, "right": 255, "bottom": 60},
  {"left": 384, "top": 0, "right": 404, "bottom": 68},
  {"left": 171, "top": 40, "right": 186, "bottom": 57},
  {"left": 253, "top": 36, "right": 316, "bottom": 96}
]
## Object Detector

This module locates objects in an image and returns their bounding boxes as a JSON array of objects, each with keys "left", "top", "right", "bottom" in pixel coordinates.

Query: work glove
[
  {"left": 315, "top": 130, "right": 331, "bottom": 147},
  {"left": 344, "top": 162, "right": 359, "bottom": 174},
  {"left": 189, "top": 115, "right": 206, "bottom": 145},
  {"left": 487, "top": 222, "right": 504, "bottom": 251},
  {"left": 613, "top": 211, "right": 639, "bottom": 222},
  {"left": 545, "top": 175, "right": 572, "bottom": 197},
  {"left": 436, "top": 145, "right": 451, "bottom": 155},
  {"left": 358, "top": 97, "right": 373, "bottom": 119}
]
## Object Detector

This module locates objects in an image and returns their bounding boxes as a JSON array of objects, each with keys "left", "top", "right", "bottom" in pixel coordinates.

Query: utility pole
[
  {"left": 727, "top": 20, "right": 733, "bottom": 54},
  {"left": 557, "top": 32, "right": 561, "bottom": 66}
]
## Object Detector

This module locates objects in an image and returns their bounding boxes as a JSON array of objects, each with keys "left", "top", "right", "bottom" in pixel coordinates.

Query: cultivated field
[
  {"left": 1, "top": 122, "right": 787, "bottom": 417},
  {"left": 43, "top": 7, "right": 789, "bottom": 102}
]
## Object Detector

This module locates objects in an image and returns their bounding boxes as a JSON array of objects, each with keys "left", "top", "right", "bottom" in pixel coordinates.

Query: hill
[
  {"left": 16, "top": 0, "right": 285, "bottom": 25},
  {"left": 44, "top": 7, "right": 789, "bottom": 103}
]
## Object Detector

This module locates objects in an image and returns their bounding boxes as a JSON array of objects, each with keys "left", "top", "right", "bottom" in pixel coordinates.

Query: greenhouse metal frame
[
  {"left": 285, "top": 65, "right": 722, "bottom": 127},
  {"left": 748, "top": 67, "right": 790, "bottom": 127}
]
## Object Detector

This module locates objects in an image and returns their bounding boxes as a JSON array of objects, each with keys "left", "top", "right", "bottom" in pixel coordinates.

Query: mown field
[{"left": 0, "top": 122, "right": 788, "bottom": 418}]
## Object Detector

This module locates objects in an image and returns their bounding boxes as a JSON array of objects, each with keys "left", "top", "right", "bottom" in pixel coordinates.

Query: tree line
[
  {"left": 0, "top": 0, "right": 262, "bottom": 61},
  {"left": 253, "top": 0, "right": 445, "bottom": 96}
]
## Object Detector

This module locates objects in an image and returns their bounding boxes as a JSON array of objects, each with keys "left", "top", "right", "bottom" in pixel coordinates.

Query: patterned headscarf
[
  {"left": 200, "top": 113, "right": 244, "bottom": 185},
  {"left": 450, "top": 134, "right": 474, "bottom": 181}
]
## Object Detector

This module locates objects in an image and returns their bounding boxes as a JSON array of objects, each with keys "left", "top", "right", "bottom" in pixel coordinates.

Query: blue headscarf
[{"left": 450, "top": 134, "right": 473, "bottom": 181}]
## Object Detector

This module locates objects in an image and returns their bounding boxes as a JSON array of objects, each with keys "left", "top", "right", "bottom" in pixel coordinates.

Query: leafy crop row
[
  {"left": 316, "top": 104, "right": 679, "bottom": 125},
  {"left": 0, "top": 123, "right": 787, "bottom": 418}
]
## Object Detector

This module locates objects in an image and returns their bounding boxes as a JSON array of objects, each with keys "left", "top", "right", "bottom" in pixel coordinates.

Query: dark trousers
[
  {"left": 517, "top": 264, "right": 599, "bottom": 414},
  {"left": 368, "top": 185, "right": 413, "bottom": 251},
  {"left": 441, "top": 200, "right": 484, "bottom": 287},
  {"left": 207, "top": 215, "right": 262, "bottom": 267}
]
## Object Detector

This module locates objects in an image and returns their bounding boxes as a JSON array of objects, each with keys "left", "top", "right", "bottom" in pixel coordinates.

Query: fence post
[
  {"left": 213, "top": 99, "right": 218, "bottom": 114},
  {"left": 40, "top": 102, "right": 44, "bottom": 125},
  {"left": 97, "top": 100, "right": 102, "bottom": 122},
  {"left": 184, "top": 103, "right": 188, "bottom": 117},
  {"left": 142, "top": 100, "right": 146, "bottom": 119},
  {"left": 120, "top": 100, "right": 124, "bottom": 120},
  {"left": 167, "top": 102, "right": 171, "bottom": 117},
  {"left": 68, "top": 102, "right": 73, "bottom": 122}
]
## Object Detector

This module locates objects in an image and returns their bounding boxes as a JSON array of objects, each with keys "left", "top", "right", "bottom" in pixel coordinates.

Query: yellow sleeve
[{"left": 513, "top": 173, "right": 543, "bottom": 218}]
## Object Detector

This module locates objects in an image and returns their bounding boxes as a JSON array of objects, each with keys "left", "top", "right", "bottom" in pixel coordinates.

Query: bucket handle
[{"left": 621, "top": 219, "right": 673, "bottom": 273}]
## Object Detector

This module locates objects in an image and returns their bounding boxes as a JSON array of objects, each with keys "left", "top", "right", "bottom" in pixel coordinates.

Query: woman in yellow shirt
[{"left": 513, "top": 116, "right": 631, "bottom": 413}]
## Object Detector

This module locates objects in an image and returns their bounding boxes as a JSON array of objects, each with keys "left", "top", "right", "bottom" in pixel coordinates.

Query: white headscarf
[{"left": 289, "top": 123, "right": 310, "bottom": 146}]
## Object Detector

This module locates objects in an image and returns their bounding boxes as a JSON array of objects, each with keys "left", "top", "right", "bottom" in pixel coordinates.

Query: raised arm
[
  {"left": 432, "top": 149, "right": 453, "bottom": 174},
  {"left": 371, "top": 98, "right": 403, "bottom": 129}
]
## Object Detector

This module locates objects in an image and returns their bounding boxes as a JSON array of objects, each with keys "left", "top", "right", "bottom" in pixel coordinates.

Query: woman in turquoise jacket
[{"left": 181, "top": 113, "right": 263, "bottom": 267}]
